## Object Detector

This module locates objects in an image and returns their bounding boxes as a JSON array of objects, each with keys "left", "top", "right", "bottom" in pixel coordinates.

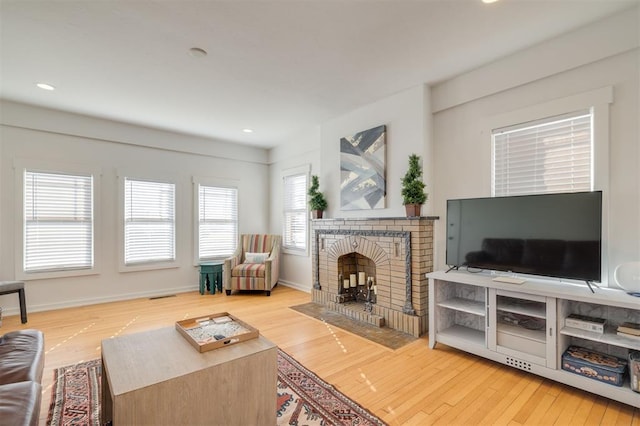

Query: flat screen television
[{"left": 446, "top": 191, "right": 602, "bottom": 282}]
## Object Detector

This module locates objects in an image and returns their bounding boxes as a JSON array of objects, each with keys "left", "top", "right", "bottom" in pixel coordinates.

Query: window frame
[
  {"left": 282, "top": 165, "right": 310, "bottom": 256},
  {"left": 486, "top": 87, "right": 611, "bottom": 197},
  {"left": 117, "top": 172, "right": 179, "bottom": 272},
  {"left": 485, "top": 86, "right": 613, "bottom": 283},
  {"left": 14, "top": 159, "right": 101, "bottom": 280},
  {"left": 192, "top": 176, "right": 239, "bottom": 264},
  {"left": 491, "top": 109, "right": 594, "bottom": 197}
]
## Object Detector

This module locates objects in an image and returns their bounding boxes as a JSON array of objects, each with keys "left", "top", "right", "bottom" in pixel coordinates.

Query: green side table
[{"left": 199, "top": 262, "right": 223, "bottom": 295}]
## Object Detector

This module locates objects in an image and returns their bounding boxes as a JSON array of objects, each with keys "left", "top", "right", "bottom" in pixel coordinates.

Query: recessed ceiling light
[
  {"left": 242, "top": 128, "right": 254, "bottom": 133},
  {"left": 36, "top": 83, "right": 55, "bottom": 91},
  {"left": 482, "top": 0, "right": 499, "bottom": 3},
  {"left": 189, "top": 47, "right": 207, "bottom": 57}
]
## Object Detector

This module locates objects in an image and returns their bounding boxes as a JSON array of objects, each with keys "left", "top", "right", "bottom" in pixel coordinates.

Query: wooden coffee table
[{"left": 101, "top": 326, "right": 277, "bottom": 425}]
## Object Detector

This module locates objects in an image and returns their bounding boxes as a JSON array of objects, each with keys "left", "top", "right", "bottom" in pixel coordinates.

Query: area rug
[
  {"left": 47, "top": 350, "right": 386, "bottom": 426},
  {"left": 290, "top": 302, "right": 416, "bottom": 350}
]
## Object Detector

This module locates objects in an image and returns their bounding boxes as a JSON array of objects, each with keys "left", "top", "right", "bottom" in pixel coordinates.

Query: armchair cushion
[
  {"left": 233, "top": 263, "right": 266, "bottom": 278},
  {"left": 244, "top": 252, "right": 270, "bottom": 264}
]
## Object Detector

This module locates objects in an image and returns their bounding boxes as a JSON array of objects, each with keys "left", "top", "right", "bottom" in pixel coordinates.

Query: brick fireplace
[{"left": 311, "top": 217, "right": 437, "bottom": 337}]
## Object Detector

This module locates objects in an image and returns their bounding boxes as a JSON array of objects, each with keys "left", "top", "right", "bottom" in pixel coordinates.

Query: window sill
[
  {"left": 17, "top": 267, "right": 100, "bottom": 281},
  {"left": 119, "top": 261, "right": 179, "bottom": 273},
  {"left": 283, "top": 247, "right": 308, "bottom": 257}
]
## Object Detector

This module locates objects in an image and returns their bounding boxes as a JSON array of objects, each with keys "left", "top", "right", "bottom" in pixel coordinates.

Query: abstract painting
[{"left": 340, "top": 125, "right": 386, "bottom": 210}]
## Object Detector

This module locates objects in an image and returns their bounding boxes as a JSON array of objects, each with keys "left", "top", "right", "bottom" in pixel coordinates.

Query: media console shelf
[{"left": 428, "top": 270, "right": 640, "bottom": 407}]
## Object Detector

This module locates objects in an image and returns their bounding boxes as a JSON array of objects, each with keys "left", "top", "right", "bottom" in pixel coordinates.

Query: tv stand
[
  {"left": 492, "top": 275, "right": 527, "bottom": 285},
  {"left": 585, "top": 280, "right": 598, "bottom": 293},
  {"left": 428, "top": 270, "right": 640, "bottom": 407}
]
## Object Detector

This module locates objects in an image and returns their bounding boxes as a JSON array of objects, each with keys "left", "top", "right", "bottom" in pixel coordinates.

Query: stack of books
[
  {"left": 565, "top": 313, "right": 606, "bottom": 334},
  {"left": 616, "top": 322, "right": 640, "bottom": 340}
]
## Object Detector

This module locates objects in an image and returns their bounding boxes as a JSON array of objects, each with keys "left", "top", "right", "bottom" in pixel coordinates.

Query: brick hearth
[{"left": 311, "top": 217, "right": 437, "bottom": 337}]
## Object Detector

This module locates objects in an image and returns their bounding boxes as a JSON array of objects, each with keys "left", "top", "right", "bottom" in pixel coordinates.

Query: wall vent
[
  {"left": 505, "top": 356, "right": 532, "bottom": 371},
  {"left": 149, "top": 294, "right": 176, "bottom": 300}
]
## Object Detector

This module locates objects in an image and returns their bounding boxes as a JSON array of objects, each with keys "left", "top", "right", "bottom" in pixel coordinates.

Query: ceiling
[{"left": 1, "top": 0, "right": 637, "bottom": 149}]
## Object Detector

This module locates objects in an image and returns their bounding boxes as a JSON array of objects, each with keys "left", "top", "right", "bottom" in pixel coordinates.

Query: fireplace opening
[{"left": 337, "top": 253, "right": 378, "bottom": 311}]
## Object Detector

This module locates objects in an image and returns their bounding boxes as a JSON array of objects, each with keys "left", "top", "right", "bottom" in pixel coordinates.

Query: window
[
  {"left": 283, "top": 168, "right": 308, "bottom": 253},
  {"left": 492, "top": 110, "right": 593, "bottom": 196},
  {"left": 124, "top": 178, "right": 175, "bottom": 265},
  {"left": 23, "top": 170, "right": 94, "bottom": 273},
  {"left": 485, "top": 87, "right": 612, "bottom": 283},
  {"left": 198, "top": 185, "right": 238, "bottom": 260}
]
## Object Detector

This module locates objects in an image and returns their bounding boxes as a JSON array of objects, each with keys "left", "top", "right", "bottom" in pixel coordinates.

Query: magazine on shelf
[
  {"left": 565, "top": 313, "right": 606, "bottom": 333},
  {"left": 617, "top": 322, "right": 640, "bottom": 336},
  {"left": 616, "top": 331, "right": 640, "bottom": 341}
]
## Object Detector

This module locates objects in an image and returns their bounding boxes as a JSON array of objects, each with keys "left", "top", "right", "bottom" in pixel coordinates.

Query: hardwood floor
[{"left": 2, "top": 285, "right": 638, "bottom": 425}]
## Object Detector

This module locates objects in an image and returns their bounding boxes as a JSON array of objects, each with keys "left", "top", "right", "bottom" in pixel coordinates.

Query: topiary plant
[
  {"left": 308, "top": 175, "right": 328, "bottom": 215},
  {"left": 401, "top": 154, "right": 427, "bottom": 216}
]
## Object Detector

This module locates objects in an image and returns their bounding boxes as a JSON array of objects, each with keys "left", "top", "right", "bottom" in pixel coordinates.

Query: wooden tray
[{"left": 175, "top": 312, "right": 259, "bottom": 353}]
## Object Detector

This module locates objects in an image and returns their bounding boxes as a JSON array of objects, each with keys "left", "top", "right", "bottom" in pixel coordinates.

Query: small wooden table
[
  {"left": 0, "top": 281, "right": 27, "bottom": 323},
  {"left": 101, "top": 326, "right": 277, "bottom": 426},
  {"left": 199, "top": 261, "right": 223, "bottom": 294}
]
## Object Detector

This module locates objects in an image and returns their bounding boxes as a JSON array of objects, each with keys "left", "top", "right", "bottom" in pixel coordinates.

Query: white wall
[
  {"left": 268, "top": 125, "right": 322, "bottom": 291},
  {"left": 0, "top": 101, "right": 270, "bottom": 314},
  {"left": 321, "top": 84, "right": 432, "bottom": 219},
  {"left": 637, "top": 4, "right": 640, "bottom": 277},
  {"left": 431, "top": 7, "right": 640, "bottom": 288},
  {"left": 3, "top": 6, "right": 637, "bottom": 314},
  {"left": 269, "top": 6, "right": 640, "bottom": 291},
  {"left": 268, "top": 84, "right": 433, "bottom": 291}
]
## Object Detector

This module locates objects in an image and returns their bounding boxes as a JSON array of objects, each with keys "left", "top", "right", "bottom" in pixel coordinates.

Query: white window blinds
[
  {"left": 24, "top": 170, "right": 94, "bottom": 272},
  {"left": 198, "top": 185, "right": 238, "bottom": 259},
  {"left": 124, "top": 178, "right": 175, "bottom": 265},
  {"left": 283, "top": 173, "right": 308, "bottom": 251},
  {"left": 492, "top": 110, "right": 593, "bottom": 197}
]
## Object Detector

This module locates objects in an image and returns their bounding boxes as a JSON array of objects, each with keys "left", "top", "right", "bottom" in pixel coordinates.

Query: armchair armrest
[
  {"left": 223, "top": 246, "right": 243, "bottom": 290},
  {"left": 266, "top": 239, "right": 280, "bottom": 289},
  {"left": 264, "top": 258, "right": 272, "bottom": 287}
]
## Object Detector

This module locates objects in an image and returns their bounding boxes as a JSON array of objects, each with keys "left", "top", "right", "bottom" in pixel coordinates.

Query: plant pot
[
  {"left": 405, "top": 203, "right": 421, "bottom": 218},
  {"left": 311, "top": 210, "right": 324, "bottom": 219}
]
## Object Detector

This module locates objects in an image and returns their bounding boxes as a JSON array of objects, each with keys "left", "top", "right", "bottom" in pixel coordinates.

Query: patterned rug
[{"left": 47, "top": 349, "right": 386, "bottom": 426}]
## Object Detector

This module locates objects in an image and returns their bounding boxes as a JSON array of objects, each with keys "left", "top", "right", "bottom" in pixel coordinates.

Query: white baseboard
[
  {"left": 0, "top": 285, "right": 197, "bottom": 317},
  {"left": 0, "top": 282, "right": 311, "bottom": 319},
  {"left": 278, "top": 280, "right": 312, "bottom": 293}
]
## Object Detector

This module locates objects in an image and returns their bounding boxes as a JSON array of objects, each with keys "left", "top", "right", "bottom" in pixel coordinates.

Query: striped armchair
[{"left": 224, "top": 234, "right": 281, "bottom": 296}]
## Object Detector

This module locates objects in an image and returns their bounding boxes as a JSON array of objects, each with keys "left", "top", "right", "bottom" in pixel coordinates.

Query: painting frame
[{"left": 340, "top": 125, "right": 386, "bottom": 211}]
